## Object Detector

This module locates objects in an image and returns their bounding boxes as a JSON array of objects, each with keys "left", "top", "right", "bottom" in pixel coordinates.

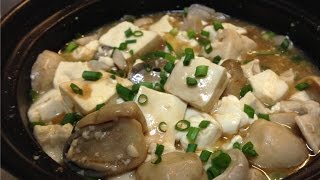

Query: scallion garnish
[
  {"left": 244, "top": 104, "right": 255, "bottom": 118},
  {"left": 240, "top": 84, "right": 253, "bottom": 98},
  {"left": 82, "top": 71, "right": 103, "bottom": 81},
  {"left": 158, "top": 122, "right": 168, "bottom": 132},
  {"left": 133, "top": 30, "right": 143, "bottom": 37},
  {"left": 152, "top": 144, "right": 164, "bottom": 164},
  {"left": 175, "top": 120, "right": 190, "bottom": 131},
  {"left": 110, "top": 74, "right": 116, "bottom": 80},
  {"left": 165, "top": 41, "right": 174, "bottom": 52},
  {"left": 116, "top": 83, "right": 134, "bottom": 101},
  {"left": 95, "top": 103, "right": 105, "bottom": 111},
  {"left": 233, "top": 142, "right": 241, "bottom": 149},
  {"left": 187, "top": 127, "right": 200, "bottom": 142},
  {"left": 295, "top": 82, "right": 309, "bottom": 91},
  {"left": 262, "top": 31, "right": 276, "bottom": 40},
  {"left": 242, "top": 141, "right": 258, "bottom": 157},
  {"left": 61, "top": 113, "right": 82, "bottom": 125},
  {"left": 164, "top": 61, "right": 175, "bottom": 73},
  {"left": 186, "top": 143, "right": 197, "bottom": 152},
  {"left": 204, "top": 44, "right": 213, "bottom": 54},
  {"left": 153, "top": 82, "right": 164, "bottom": 92},
  {"left": 29, "top": 89, "right": 39, "bottom": 102},
  {"left": 207, "top": 166, "right": 221, "bottom": 179},
  {"left": 160, "top": 71, "right": 168, "bottom": 85},
  {"left": 211, "top": 151, "right": 231, "bottom": 170},
  {"left": 187, "top": 29, "right": 196, "bottom": 39},
  {"left": 213, "top": 21, "right": 224, "bottom": 31},
  {"left": 183, "top": 48, "right": 195, "bottom": 66},
  {"left": 201, "top": 30, "right": 210, "bottom": 37},
  {"left": 70, "top": 83, "right": 83, "bottom": 95},
  {"left": 129, "top": 49, "right": 134, "bottom": 56},
  {"left": 195, "top": 65, "right": 209, "bottom": 78},
  {"left": 199, "top": 120, "right": 210, "bottom": 129},
  {"left": 64, "top": 41, "right": 79, "bottom": 53},
  {"left": 118, "top": 42, "right": 128, "bottom": 50},
  {"left": 31, "top": 121, "right": 46, "bottom": 127},
  {"left": 169, "top": 28, "right": 178, "bottom": 36},
  {"left": 198, "top": 37, "right": 211, "bottom": 46},
  {"left": 212, "top": 56, "right": 221, "bottom": 65},
  {"left": 257, "top": 113, "right": 270, "bottom": 121},
  {"left": 186, "top": 77, "right": 198, "bottom": 86},
  {"left": 138, "top": 94, "right": 148, "bottom": 105},
  {"left": 280, "top": 38, "right": 290, "bottom": 50},
  {"left": 200, "top": 150, "right": 212, "bottom": 162},
  {"left": 144, "top": 64, "right": 152, "bottom": 72},
  {"left": 126, "top": 39, "right": 137, "bottom": 44},
  {"left": 125, "top": 28, "right": 133, "bottom": 37}
]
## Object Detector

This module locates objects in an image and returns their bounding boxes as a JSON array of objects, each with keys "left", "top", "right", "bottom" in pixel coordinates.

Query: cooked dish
[{"left": 27, "top": 4, "right": 320, "bottom": 180}]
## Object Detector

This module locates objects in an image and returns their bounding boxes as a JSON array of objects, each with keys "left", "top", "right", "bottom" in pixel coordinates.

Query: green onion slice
[
  {"left": 118, "top": 42, "right": 128, "bottom": 50},
  {"left": 242, "top": 141, "right": 258, "bottom": 157},
  {"left": 82, "top": 71, "right": 103, "bottom": 81},
  {"left": 212, "top": 55, "right": 222, "bottom": 64},
  {"left": 116, "top": 83, "right": 134, "bottom": 101},
  {"left": 187, "top": 127, "right": 200, "bottom": 142},
  {"left": 199, "top": 120, "right": 210, "bottom": 129},
  {"left": 213, "top": 21, "right": 224, "bottom": 31},
  {"left": 204, "top": 44, "right": 213, "bottom": 54},
  {"left": 262, "top": 31, "right": 276, "bottom": 40},
  {"left": 125, "top": 28, "right": 133, "bottom": 37},
  {"left": 183, "top": 48, "right": 195, "bottom": 66},
  {"left": 151, "top": 156, "right": 162, "bottom": 164},
  {"left": 110, "top": 74, "right": 116, "bottom": 80},
  {"left": 169, "top": 28, "right": 178, "bottom": 36},
  {"left": 129, "top": 49, "right": 134, "bottom": 56},
  {"left": 295, "top": 82, "right": 309, "bottom": 91},
  {"left": 61, "top": 113, "right": 82, "bottom": 125},
  {"left": 280, "top": 38, "right": 290, "bottom": 50},
  {"left": 133, "top": 30, "right": 143, "bottom": 37},
  {"left": 257, "top": 113, "right": 270, "bottom": 121},
  {"left": 70, "top": 83, "right": 83, "bottom": 95},
  {"left": 240, "top": 84, "right": 253, "bottom": 98},
  {"left": 125, "top": 39, "right": 137, "bottom": 44},
  {"left": 175, "top": 120, "right": 191, "bottom": 131},
  {"left": 201, "top": 30, "right": 210, "bottom": 37},
  {"left": 138, "top": 94, "right": 148, "bottom": 105},
  {"left": 29, "top": 89, "right": 39, "bottom": 102},
  {"left": 211, "top": 151, "right": 232, "bottom": 169},
  {"left": 233, "top": 142, "right": 241, "bottom": 149},
  {"left": 158, "top": 122, "right": 168, "bottom": 132},
  {"left": 187, "top": 29, "right": 196, "bottom": 39},
  {"left": 186, "top": 77, "right": 198, "bottom": 86},
  {"left": 207, "top": 166, "right": 221, "bottom": 179},
  {"left": 95, "top": 103, "right": 105, "bottom": 111},
  {"left": 165, "top": 41, "right": 174, "bottom": 52},
  {"left": 195, "top": 65, "right": 209, "bottom": 78},
  {"left": 31, "top": 121, "right": 46, "bottom": 127},
  {"left": 186, "top": 143, "right": 197, "bottom": 152},
  {"left": 152, "top": 144, "right": 165, "bottom": 164},
  {"left": 244, "top": 104, "right": 255, "bottom": 118},
  {"left": 164, "top": 61, "right": 175, "bottom": 73},
  {"left": 200, "top": 150, "right": 212, "bottom": 162},
  {"left": 64, "top": 41, "right": 79, "bottom": 53}
]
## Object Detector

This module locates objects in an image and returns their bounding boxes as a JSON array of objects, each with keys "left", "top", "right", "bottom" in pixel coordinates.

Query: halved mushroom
[
  {"left": 64, "top": 102, "right": 148, "bottom": 178},
  {"left": 244, "top": 120, "right": 309, "bottom": 169},
  {"left": 136, "top": 152, "right": 207, "bottom": 180},
  {"left": 221, "top": 59, "right": 247, "bottom": 98},
  {"left": 127, "top": 59, "right": 167, "bottom": 84},
  {"left": 269, "top": 112, "right": 299, "bottom": 130},
  {"left": 296, "top": 114, "right": 320, "bottom": 153},
  {"left": 31, "top": 50, "right": 64, "bottom": 93}
]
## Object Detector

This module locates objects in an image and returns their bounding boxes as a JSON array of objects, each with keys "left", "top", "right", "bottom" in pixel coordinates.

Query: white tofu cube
[
  {"left": 289, "top": 91, "right": 311, "bottom": 101},
  {"left": 176, "top": 31, "right": 199, "bottom": 47},
  {"left": 176, "top": 108, "right": 222, "bottom": 150},
  {"left": 149, "top": 15, "right": 174, "bottom": 35},
  {"left": 164, "top": 56, "right": 228, "bottom": 112},
  {"left": 249, "top": 70, "right": 289, "bottom": 105},
  {"left": 134, "top": 86, "right": 187, "bottom": 151},
  {"left": 99, "top": 21, "right": 162, "bottom": 60},
  {"left": 240, "top": 92, "right": 270, "bottom": 114},
  {"left": 33, "top": 124, "right": 73, "bottom": 163},
  {"left": 279, "top": 68, "right": 295, "bottom": 84},
  {"left": 28, "top": 89, "right": 71, "bottom": 122},
  {"left": 241, "top": 59, "right": 261, "bottom": 78},
  {"left": 222, "top": 23, "right": 247, "bottom": 34},
  {"left": 59, "top": 73, "right": 132, "bottom": 115}
]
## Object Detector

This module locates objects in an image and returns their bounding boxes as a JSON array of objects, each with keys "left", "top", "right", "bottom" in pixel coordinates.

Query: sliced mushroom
[
  {"left": 127, "top": 59, "right": 167, "bottom": 84},
  {"left": 269, "top": 112, "right": 299, "bottom": 130},
  {"left": 248, "top": 168, "right": 268, "bottom": 180},
  {"left": 136, "top": 152, "right": 207, "bottom": 180},
  {"left": 31, "top": 50, "right": 64, "bottom": 93},
  {"left": 113, "top": 49, "right": 127, "bottom": 70},
  {"left": 215, "top": 149, "right": 249, "bottom": 180},
  {"left": 244, "top": 120, "right": 309, "bottom": 169},
  {"left": 221, "top": 59, "right": 247, "bottom": 98},
  {"left": 64, "top": 102, "right": 148, "bottom": 178}
]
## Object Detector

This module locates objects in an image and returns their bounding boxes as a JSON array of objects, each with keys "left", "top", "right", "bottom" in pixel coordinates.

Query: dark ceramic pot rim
[{"left": 1, "top": 0, "right": 320, "bottom": 179}]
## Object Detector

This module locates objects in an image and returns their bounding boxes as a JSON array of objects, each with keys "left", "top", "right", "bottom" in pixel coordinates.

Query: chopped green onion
[
  {"left": 158, "top": 122, "right": 168, "bottom": 132},
  {"left": 257, "top": 113, "right": 270, "bottom": 121},
  {"left": 244, "top": 104, "right": 255, "bottom": 118},
  {"left": 200, "top": 150, "right": 212, "bottom": 162},
  {"left": 187, "top": 29, "right": 196, "bottom": 39},
  {"left": 186, "top": 77, "right": 198, "bottom": 86},
  {"left": 125, "top": 39, "right": 137, "bottom": 44},
  {"left": 118, "top": 42, "right": 128, "bottom": 50},
  {"left": 138, "top": 94, "right": 148, "bottom": 105},
  {"left": 164, "top": 61, "right": 175, "bottom": 73},
  {"left": 116, "top": 83, "right": 134, "bottom": 101},
  {"left": 187, "top": 127, "right": 200, "bottom": 142},
  {"left": 140, "top": 82, "right": 154, "bottom": 89},
  {"left": 195, "top": 65, "right": 209, "bottom": 78},
  {"left": 201, "top": 30, "right": 210, "bottom": 37},
  {"left": 233, "top": 142, "right": 241, "bottom": 149},
  {"left": 186, "top": 143, "right": 197, "bottom": 152},
  {"left": 213, "top": 21, "right": 224, "bottom": 31},
  {"left": 295, "top": 82, "right": 310, "bottom": 91},
  {"left": 204, "top": 44, "right": 213, "bottom": 54},
  {"left": 29, "top": 89, "right": 39, "bottom": 102},
  {"left": 183, "top": 48, "right": 195, "bottom": 66},
  {"left": 133, "top": 30, "right": 143, "bottom": 37},
  {"left": 212, "top": 55, "right": 221, "bottom": 64},
  {"left": 198, "top": 37, "right": 211, "bottom": 46},
  {"left": 242, "top": 141, "right": 258, "bottom": 157},
  {"left": 207, "top": 166, "right": 221, "bottom": 179},
  {"left": 129, "top": 49, "right": 134, "bottom": 56},
  {"left": 155, "top": 144, "right": 164, "bottom": 156},
  {"left": 165, "top": 41, "right": 174, "bottom": 52},
  {"left": 110, "top": 47, "right": 116, "bottom": 57},
  {"left": 125, "top": 28, "right": 133, "bottom": 37},
  {"left": 141, "top": 51, "right": 176, "bottom": 62},
  {"left": 280, "top": 38, "right": 290, "bottom": 50},
  {"left": 199, "top": 120, "right": 210, "bottom": 129},
  {"left": 240, "top": 84, "right": 253, "bottom": 98},
  {"left": 82, "top": 71, "right": 103, "bottom": 81},
  {"left": 110, "top": 74, "right": 116, "bottom": 79},
  {"left": 175, "top": 120, "right": 190, "bottom": 131},
  {"left": 169, "top": 28, "right": 178, "bottom": 36},
  {"left": 151, "top": 156, "right": 162, "bottom": 164},
  {"left": 61, "top": 113, "right": 82, "bottom": 125},
  {"left": 211, "top": 151, "right": 231, "bottom": 169},
  {"left": 144, "top": 64, "right": 152, "bottom": 72},
  {"left": 153, "top": 82, "right": 164, "bottom": 92},
  {"left": 70, "top": 83, "right": 83, "bottom": 95},
  {"left": 160, "top": 71, "right": 168, "bottom": 85},
  {"left": 64, "top": 41, "right": 78, "bottom": 53},
  {"left": 31, "top": 121, "right": 46, "bottom": 127},
  {"left": 262, "top": 31, "right": 276, "bottom": 40},
  {"left": 95, "top": 103, "right": 105, "bottom": 111},
  {"left": 164, "top": 53, "right": 176, "bottom": 62}
]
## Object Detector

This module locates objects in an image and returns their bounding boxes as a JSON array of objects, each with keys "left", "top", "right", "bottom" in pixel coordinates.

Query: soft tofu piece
[
  {"left": 28, "top": 89, "right": 71, "bottom": 122},
  {"left": 165, "top": 56, "right": 228, "bottom": 112},
  {"left": 60, "top": 73, "right": 132, "bottom": 115},
  {"left": 70, "top": 40, "right": 100, "bottom": 61},
  {"left": 202, "top": 28, "right": 256, "bottom": 60},
  {"left": 222, "top": 23, "right": 247, "bottom": 34},
  {"left": 222, "top": 135, "right": 243, "bottom": 150},
  {"left": 99, "top": 21, "right": 162, "bottom": 60},
  {"left": 176, "top": 31, "right": 199, "bottom": 47},
  {"left": 249, "top": 70, "right": 289, "bottom": 105},
  {"left": 241, "top": 59, "right": 261, "bottom": 78},
  {"left": 289, "top": 91, "right": 311, "bottom": 101},
  {"left": 34, "top": 124, "right": 73, "bottom": 163},
  {"left": 213, "top": 95, "right": 254, "bottom": 135},
  {"left": 279, "top": 68, "right": 295, "bottom": 84},
  {"left": 149, "top": 15, "right": 174, "bottom": 35},
  {"left": 98, "top": 56, "right": 115, "bottom": 67},
  {"left": 53, "top": 61, "right": 91, "bottom": 88},
  {"left": 176, "top": 108, "right": 222, "bottom": 150},
  {"left": 133, "top": 86, "right": 187, "bottom": 151},
  {"left": 240, "top": 92, "right": 270, "bottom": 114}
]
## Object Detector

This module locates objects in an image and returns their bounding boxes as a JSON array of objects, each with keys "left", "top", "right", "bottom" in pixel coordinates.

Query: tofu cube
[
  {"left": 249, "top": 70, "right": 289, "bottom": 105},
  {"left": 134, "top": 86, "right": 187, "bottom": 151},
  {"left": 164, "top": 56, "right": 228, "bottom": 112},
  {"left": 59, "top": 73, "right": 132, "bottom": 115},
  {"left": 149, "top": 15, "right": 174, "bottom": 35},
  {"left": 240, "top": 92, "right": 270, "bottom": 114},
  {"left": 241, "top": 59, "right": 261, "bottom": 78},
  {"left": 99, "top": 21, "right": 162, "bottom": 60}
]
